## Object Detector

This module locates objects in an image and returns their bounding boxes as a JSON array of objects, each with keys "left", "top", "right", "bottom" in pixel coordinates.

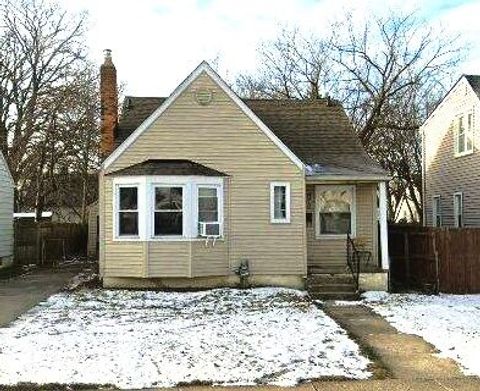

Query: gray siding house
[
  {"left": 422, "top": 75, "right": 480, "bottom": 227},
  {"left": 0, "top": 152, "right": 14, "bottom": 268}
]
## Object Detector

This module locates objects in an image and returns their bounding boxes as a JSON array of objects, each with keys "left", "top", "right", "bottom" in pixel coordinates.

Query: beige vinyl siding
[
  {"left": 0, "top": 154, "right": 13, "bottom": 263},
  {"left": 423, "top": 77, "right": 480, "bottom": 227},
  {"left": 191, "top": 240, "right": 229, "bottom": 276},
  {"left": 306, "top": 183, "right": 378, "bottom": 268},
  {"left": 148, "top": 241, "right": 190, "bottom": 277},
  {"left": 101, "top": 71, "right": 305, "bottom": 278}
]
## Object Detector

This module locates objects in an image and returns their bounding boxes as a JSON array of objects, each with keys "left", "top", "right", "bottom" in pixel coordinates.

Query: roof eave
[{"left": 306, "top": 174, "right": 391, "bottom": 182}]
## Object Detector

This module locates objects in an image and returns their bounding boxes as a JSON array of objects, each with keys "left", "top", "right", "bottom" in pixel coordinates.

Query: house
[
  {"left": 97, "top": 50, "right": 390, "bottom": 291},
  {"left": 18, "top": 172, "right": 98, "bottom": 224},
  {"left": 0, "top": 152, "right": 14, "bottom": 269},
  {"left": 422, "top": 75, "right": 480, "bottom": 227}
]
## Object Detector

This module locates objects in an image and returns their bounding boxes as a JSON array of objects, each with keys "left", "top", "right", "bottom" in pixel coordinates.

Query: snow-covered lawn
[
  {"left": 363, "top": 291, "right": 480, "bottom": 376},
  {"left": 0, "top": 288, "right": 370, "bottom": 389}
]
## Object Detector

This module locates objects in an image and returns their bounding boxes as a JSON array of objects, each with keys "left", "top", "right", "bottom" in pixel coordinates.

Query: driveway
[{"left": 0, "top": 265, "right": 79, "bottom": 327}]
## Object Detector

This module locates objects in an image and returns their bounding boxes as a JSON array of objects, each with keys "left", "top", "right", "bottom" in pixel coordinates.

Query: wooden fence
[
  {"left": 389, "top": 225, "right": 480, "bottom": 293},
  {"left": 14, "top": 221, "right": 87, "bottom": 266}
]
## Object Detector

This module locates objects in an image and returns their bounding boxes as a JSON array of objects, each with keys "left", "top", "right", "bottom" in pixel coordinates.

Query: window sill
[
  {"left": 113, "top": 236, "right": 225, "bottom": 242},
  {"left": 113, "top": 236, "right": 141, "bottom": 242},
  {"left": 315, "top": 234, "right": 355, "bottom": 240},
  {"left": 270, "top": 219, "right": 291, "bottom": 224},
  {"left": 454, "top": 150, "right": 474, "bottom": 158}
]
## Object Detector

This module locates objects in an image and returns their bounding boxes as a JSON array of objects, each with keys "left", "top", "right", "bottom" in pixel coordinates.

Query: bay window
[
  {"left": 154, "top": 186, "right": 183, "bottom": 236},
  {"left": 316, "top": 185, "right": 355, "bottom": 237},
  {"left": 117, "top": 186, "right": 139, "bottom": 237},
  {"left": 113, "top": 177, "right": 223, "bottom": 240}
]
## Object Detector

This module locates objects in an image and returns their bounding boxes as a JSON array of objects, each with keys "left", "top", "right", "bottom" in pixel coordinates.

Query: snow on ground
[
  {"left": 363, "top": 291, "right": 480, "bottom": 376},
  {"left": 0, "top": 288, "right": 370, "bottom": 389}
]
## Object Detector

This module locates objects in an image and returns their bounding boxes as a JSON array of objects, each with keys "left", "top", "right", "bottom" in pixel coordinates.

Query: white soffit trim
[{"left": 102, "top": 61, "right": 305, "bottom": 171}]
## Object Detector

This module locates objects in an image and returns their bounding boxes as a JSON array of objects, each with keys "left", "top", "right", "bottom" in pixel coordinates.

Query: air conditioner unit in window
[{"left": 199, "top": 222, "right": 221, "bottom": 238}]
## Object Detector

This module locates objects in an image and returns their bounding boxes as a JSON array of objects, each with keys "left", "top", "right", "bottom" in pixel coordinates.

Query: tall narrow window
[
  {"left": 198, "top": 187, "right": 220, "bottom": 236},
  {"left": 467, "top": 112, "right": 474, "bottom": 152},
  {"left": 454, "top": 192, "right": 463, "bottom": 228},
  {"left": 457, "top": 116, "right": 466, "bottom": 154},
  {"left": 154, "top": 186, "right": 183, "bottom": 236},
  {"left": 432, "top": 196, "right": 441, "bottom": 227},
  {"left": 455, "top": 112, "right": 474, "bottom": 155},
  {"left": 316, "top": 186, "right": 354, "bottom": 236},
  {"left": 270, "top": 182, "right": 290, "bottom": 223},
  {"left": 118, "top": 186, "right": 138, "bottom": 236}
]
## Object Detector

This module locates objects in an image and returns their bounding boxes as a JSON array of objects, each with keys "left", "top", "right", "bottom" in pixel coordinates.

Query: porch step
[
  {"left": 307, "top": 273, "right": 358, "bottom": 301},
  {"left": 308, "top": 274, "right": 354, "bottom": 285},
  {"left": 310, "top": 292, "right": 360, "bottom": 301},
  {"left": 308, "top": 283, "right": 356, "bottom": 293}
]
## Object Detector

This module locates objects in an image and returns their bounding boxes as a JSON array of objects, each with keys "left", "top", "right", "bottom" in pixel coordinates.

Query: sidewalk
[
  {"left": 114, "top": 378, "right": 480, "bottom": 391},
  {"left": 324, "top": 304, "right": 464, "bottom": 379},
  {"left": 0, "top": 266, "right": 78, "bottom": 327}
]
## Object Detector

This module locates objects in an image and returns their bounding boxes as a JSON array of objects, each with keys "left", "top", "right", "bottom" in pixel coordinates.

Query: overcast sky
[{"left": 59, "top": 0, "right": 480, "bottom": 97}]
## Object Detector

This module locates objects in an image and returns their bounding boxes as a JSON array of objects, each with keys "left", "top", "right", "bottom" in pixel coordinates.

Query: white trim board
[
  {"left": 102, "top": 61, "right": 305, "bottom": 171},
  {"left": 0, "top": 152, "right": 14, "bottom": 186}
]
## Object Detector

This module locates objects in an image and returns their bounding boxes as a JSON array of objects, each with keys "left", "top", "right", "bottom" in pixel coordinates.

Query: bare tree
[
  {"left": 0, "top": 0, "right": 95, "bottom": 219},
  {"left": 236, "top": 28, "right": 334, "bottom": 99},
  {"left": 236, "top": 11, "right": 465, "bottom": 222}
]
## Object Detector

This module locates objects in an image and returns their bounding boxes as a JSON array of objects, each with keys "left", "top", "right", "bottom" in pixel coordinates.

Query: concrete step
[
  {"left": 310, "top": 292, "right": 360, "bottom": 301},
  {"left": 309, "top": 268, "right": 349, "bottom": 274},
  {"left": 308, "top": 283, "right": 357, "bottom": 293},
  {"left": 308, "top": 274, "right": 355, "bottom": 285}
]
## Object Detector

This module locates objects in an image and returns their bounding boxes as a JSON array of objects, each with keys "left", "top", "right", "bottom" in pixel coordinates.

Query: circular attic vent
[{"left": 194, "top": 89, "right": 213, "bottom": 106}]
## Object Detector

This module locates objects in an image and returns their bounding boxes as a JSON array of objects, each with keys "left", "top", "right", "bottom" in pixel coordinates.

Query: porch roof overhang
[
  {"left": 106, "top": 159, "right": 229, "bottom": 177},
  {"left": 306, "top": 174, "right": 391, "bottom": 183},
  {"left": 305, "top": 162, "right": 390, "bottom": 183}
]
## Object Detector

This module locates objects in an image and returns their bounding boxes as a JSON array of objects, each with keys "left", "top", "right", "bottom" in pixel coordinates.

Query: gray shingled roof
[
  {"left": 114, "top": 96, "right": 386, "bottom": 178},
  {"left": 465, "top": 75, "right": 480, "bottom": 99},
  {"left": 106, "top": 159, "right": 228, "bottom": 177}
]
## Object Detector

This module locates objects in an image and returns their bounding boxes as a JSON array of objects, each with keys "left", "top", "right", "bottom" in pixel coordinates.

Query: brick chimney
[{"left": 100, "top": 49, "right": 117, "bottom": 159}]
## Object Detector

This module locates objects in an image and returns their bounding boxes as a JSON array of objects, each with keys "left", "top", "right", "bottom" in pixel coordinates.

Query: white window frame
[
  {"left": 315, "top": 185, "right": 356, "bottom": 239},
  {"left": 112, "top": 176, "right": 223, "bottom": 241},
  {"left": 196, "top": 184, "right": 224, "bottom": 237},
  {"left": 270, "top": 182, "right": 291, "bottom": 224},
  {"left": 454, "top": 111, "right": 474, "bottom": 157},
  {"left": 113, "top": 181, "right": 145, "bottom": 240},
  {"left": 453, "top": 192, "right": 463, "bottom": 228},
  {"left": 432, "top": 195, "right": 442, "bottom": 227},
  {"left": 151, "top": 184, "right": 186, "bottom": 238}
]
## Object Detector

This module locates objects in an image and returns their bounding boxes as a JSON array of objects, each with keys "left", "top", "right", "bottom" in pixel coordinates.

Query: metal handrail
[{"left": 346, "top": 233, "right": 360, "bottom": 292}]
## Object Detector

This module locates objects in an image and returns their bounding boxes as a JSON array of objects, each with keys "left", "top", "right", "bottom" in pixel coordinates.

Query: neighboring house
[
  {"left": 0, "top": 152, "right": 14, "bottom": 269},
  {"left": 13, "top": 208, "right": 82, "bottom": 223},
  {"left": 97, "top": 50, "right": 390, "bottom": 290},
  {"left": 13, "top": 211, "right": 53, "bottom": 221},
  {"left": 422, "top": 75, "right": 480, "bottom": 227}
]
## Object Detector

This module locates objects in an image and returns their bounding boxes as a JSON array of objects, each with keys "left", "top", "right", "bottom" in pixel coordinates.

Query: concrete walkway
[
  {"left": 108, "top": 378, "right": 480, "bottom": 391},
  {"left": 196, "top": 378, "right": 479, "bottom": 391},
  {"left": 0, "top": 266, "right": 78, "bottom": 327},
  {"left": 324, "top": 304, "right": 464, "bottom": 380}
]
